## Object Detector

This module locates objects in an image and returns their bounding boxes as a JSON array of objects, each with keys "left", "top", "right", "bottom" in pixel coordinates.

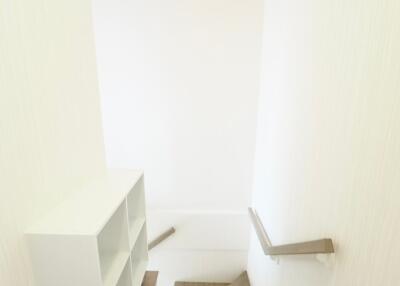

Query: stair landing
[{"left": 174, "top": 271, "right": 250, "bottom": 286}]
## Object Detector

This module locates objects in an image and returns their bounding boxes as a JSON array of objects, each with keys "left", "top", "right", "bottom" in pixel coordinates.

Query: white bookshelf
[
  {"left": 26, "top": 169, "right": 148, "bottom": 286},
  {"left": 131, "top": 224, "right": 149, "bottom": 286},
  {"left": 117, "top": 259, "right": 133, "bottom": 286},
  {"left": 126, "top": 176, "right": 146, "bottom": 248}
]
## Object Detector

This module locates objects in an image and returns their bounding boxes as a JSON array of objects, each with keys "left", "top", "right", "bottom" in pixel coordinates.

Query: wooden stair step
[
  {"left": 175, "top": 283, "right": 230, "bottom": 286},
  {"left": 174, "top": 271, "right": 250, "bottom": 286},
  {"left": 142, "top": 271, "right": 159, "bottom": 286}
]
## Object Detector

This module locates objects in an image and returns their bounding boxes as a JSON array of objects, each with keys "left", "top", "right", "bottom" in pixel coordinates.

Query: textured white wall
[
  {"left": 248, "top": 0, "right": 400, "bottom": 285},
  {"left": 0, "top": 0, "right": 106, "bottom": 285},
  {"left": 92, "top": 0, "right": 263, "bottom": 211},
  {"left": 92, "top": 1, "right": 262, "bottom": 283}
]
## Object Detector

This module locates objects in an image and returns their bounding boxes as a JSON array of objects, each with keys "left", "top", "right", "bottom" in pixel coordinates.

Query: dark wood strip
[
  {"left": 175, "top": 283, "right": 230, "bottom": 286},
  {"left": 142, "top": 271, "right": 159, "bottom": 286},
  {"left": 148, "top": 227, "right": 176, "bottom": 250}
]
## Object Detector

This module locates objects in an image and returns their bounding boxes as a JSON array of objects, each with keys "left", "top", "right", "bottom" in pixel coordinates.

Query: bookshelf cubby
[
  {"left": 131, "top": 224, "right": 149, "bottom": 286},
  {"left": 126, "top": 177, "right": 146, "bottom": 248}
]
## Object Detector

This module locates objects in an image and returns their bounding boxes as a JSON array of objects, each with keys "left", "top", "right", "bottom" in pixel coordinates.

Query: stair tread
[
  {"left": 174, "top": 271, "right": 250, "bottom": 286},
  {"left": 175, "top": 283, "right": 230, "bottom": 286},
  {"left": 142, "top": 271, "right": 159, "bottom": 286}
]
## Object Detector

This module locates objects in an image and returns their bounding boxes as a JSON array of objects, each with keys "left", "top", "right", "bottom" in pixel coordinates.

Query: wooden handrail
[
  {"left": 248, "top": 208, "right": 334, "bottom": 256},
  {"left": 148, "top": 227, "right": 176, "bottom": 250}
]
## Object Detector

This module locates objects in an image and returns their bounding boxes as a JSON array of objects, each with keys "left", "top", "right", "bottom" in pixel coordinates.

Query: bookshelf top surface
[{"left": 26, "top": 169, "right": 143, "bottom": 236}]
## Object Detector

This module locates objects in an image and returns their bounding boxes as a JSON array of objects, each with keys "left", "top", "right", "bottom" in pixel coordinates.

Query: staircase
[
  {"left": 145, "top": 229, "right": 250, "bottom": 286},
  {"left": 141, "top": 271, "right": 249, "bottom": 286}
]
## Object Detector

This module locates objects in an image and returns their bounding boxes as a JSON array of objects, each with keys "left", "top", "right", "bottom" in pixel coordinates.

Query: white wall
[
  {"left": 0, "top": 0, "right": 106, "bottom": 285},
  {"left": 93, "top": 1, "right": 263, "bottom": 283},
  {"left": 93, "top": 0, "right": 263, "bottom": 211},
  {"left": 248, "top": 0, "right": 400, "bottom": 285}
]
